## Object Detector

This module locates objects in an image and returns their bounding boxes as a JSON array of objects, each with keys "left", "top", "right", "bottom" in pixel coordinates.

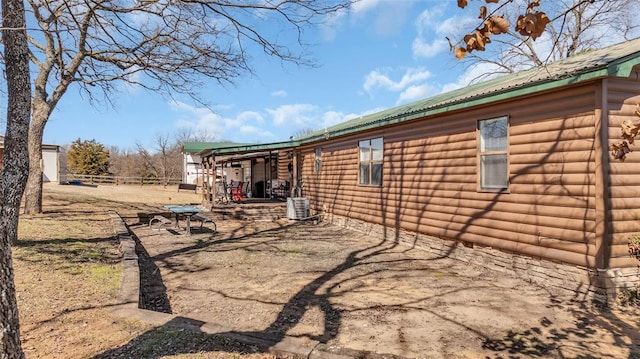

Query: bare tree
[
  {"left": 21, "top": 0, "right": 354, "bottom": 214},
  {"left": 151, "top": 132, "right": 182, "bottom": 184},
  {"left": 292, "top": 127, "right": 316, "bottom": 139},
  {"left": 108, "top": 146, "right": 143, "bottom": 178},
  {"left": 1, "top": 0, "right": 31, "bottom": 355},
  {"left": 453, "top": 0, "right": 640, "bottom": 82},
  {"left": 135, "top": 141, "right": 161, "bottom": 179},
  {"left": 174, "top": 127, "right": 218, "bottom": 144}
]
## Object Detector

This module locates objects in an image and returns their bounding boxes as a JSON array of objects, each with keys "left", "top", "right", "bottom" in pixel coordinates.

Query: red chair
[{"left": 231, "top": 181, "right": 244, "bottom": 202}]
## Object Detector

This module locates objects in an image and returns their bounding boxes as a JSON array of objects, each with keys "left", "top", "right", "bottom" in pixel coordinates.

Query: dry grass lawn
[{"left": 14, "top": 183, "right": 275, "bottom": 359}]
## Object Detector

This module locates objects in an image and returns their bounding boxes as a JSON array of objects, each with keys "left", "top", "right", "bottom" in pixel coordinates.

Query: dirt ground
[
  {"left": 18, "top": 184, "right": 639, "bottom": 359},
  {"left": 121, "top": 200, "right": 640, "bottom": 358},
  {"left": 15, "top": 184, "right": 277, "bottom": 359}
]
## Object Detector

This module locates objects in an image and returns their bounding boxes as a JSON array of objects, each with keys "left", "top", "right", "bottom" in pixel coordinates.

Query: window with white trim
[
  {"left": 478, "top": 117, "right": 508, "bottom": 190},
  {"left": 359, "top": 137, "right": 383, "bottom": 186}
]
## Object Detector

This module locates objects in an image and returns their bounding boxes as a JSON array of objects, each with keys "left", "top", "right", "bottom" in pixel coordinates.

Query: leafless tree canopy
[
  {"left": 455, "top": 0, "right": 640, "bottom": 82},
  {"left": 18, "top": 0, "right": 353, "bottom": 214},
  {"left": 25, "top": 0, "right": 351, "bottom": 102},
  {"left": 109, "top": 129, "right": 212, "bottom": 181}
]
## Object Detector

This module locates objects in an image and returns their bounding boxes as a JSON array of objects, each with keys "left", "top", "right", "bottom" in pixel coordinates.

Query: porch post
[{"left": 292, "top": 151, "right": 299, "bottom": 197}]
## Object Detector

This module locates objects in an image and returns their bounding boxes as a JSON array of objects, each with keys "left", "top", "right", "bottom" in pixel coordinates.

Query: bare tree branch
[
  {"left": 454, "top": 0, "right": 640, "bottom": 79},
  {"left": 15, "top": 0, "right": 354, "bottom": 213}
]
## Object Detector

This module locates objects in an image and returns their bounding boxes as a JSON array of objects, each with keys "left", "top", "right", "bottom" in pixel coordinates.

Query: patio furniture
[
  {"left": 215, "top": 181, "right": 230, "bottom": 204},
  {"left": 164, "top": 205, "right": 202, "bottom": 235},
  {"left": 230, "top": 181, "right": 244, "bottom": 202},
  {"left": 149, "top": 215, "right": 173, "bottom": 231},
  {"left": 191, "top": 213, "right": 217, "bottom": 232},
  {"left": 177, "top": 183, "right": 197, "bottom": 193}
]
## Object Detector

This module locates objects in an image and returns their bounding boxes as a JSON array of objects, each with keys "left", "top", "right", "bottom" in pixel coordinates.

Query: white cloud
[
  {"left": 437, "top": 14, "right": 476, "bottom": 35},
  {"left": 412, "top": 38, "right": 449, "bottom": 59},
  {"left": 351, "top": 0, "right": 381, "bottom": 14},
  {"left": 319, "top": 0, "right": 388, "bottom": 42},
  {"left": 318, "top": 9, "right": 347, "bottom": 41},
  {"left": 266, "top": 104, "right": 317, "bottom": 126},
  {"left": 412, "top": 6, "right": 476, "bottom": 59},
  {"left": 237, "top": 111, "right": 265, "bottom": 124},
  {"left": 170, "top": 100, "right": 388, "bottom": 143},
  {"left": 170, "top": 101, "right": 275, "bottom": 143},
  {"left": 239, "top": 125, "right": 274, "bottom": 138},
  {"left": 364, "top": 68, "right": 432, "bottom": 93},
  {"left": 317, "top": 108, "right": 384, "bottom": 130},
  {"left": 322, "top": 111, "right": 347, "bottom": 128},
  {"left": 271, "top": 90, "right": 288, "bottom": 98},
  {"left": 397, "top": 84, "right": 437, "bottom": 104}
]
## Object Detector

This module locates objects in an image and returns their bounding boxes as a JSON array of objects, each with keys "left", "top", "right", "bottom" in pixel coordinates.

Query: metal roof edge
[
  {"left": 607, "top": 53, "right": 640, "bottom": 77},
  {"left": 205, "top": 140, "right": 300, "bottom": 156}
]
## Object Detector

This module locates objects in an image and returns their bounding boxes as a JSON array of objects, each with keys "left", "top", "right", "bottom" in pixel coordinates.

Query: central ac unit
[{"left": 287, "top": 197, "right": 309, "bottom": 220}]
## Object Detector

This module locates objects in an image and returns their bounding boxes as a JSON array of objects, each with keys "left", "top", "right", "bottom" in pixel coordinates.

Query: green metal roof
[
  {"left": 183, "top": 141, "right": 250, "bottom": 154},
  {"left": 206, "top": 141, "right": 299, "bottom": 156},
  {"left": 194, "top": 38, "right": 640, "bottom": 156}
]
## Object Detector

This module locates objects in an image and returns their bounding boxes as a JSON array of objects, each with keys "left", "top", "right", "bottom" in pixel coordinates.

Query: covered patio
[{"left": 192, "top": 141, "right": 301, "bottom": 208}]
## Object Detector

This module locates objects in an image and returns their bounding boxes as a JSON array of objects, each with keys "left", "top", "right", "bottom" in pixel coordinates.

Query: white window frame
[
  {"left": 478, "top": 116, "right": 509, "bottom": 191},
  {"left": 359, "top": 137, "right": 383, "bottom": 186}
]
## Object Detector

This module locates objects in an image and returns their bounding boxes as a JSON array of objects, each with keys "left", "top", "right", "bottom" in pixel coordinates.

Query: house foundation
[{"left": 325, "top": 213, "right": 639, "bottom": 304}]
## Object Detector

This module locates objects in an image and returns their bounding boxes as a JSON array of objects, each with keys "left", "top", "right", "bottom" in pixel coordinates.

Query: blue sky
[
  {"left": 27, "top": 0, "right": 631, "bottom": 151},
  {"left": 38, "top": 0, "right": 478, "bottom": 151}
]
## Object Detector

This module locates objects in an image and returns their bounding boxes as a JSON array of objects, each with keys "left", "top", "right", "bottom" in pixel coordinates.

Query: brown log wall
[
  {"left": 607, "top": 77, "right": 640, "bottom": 267},
  {"left": 302, "top": 84, "right": 603, "bottom": 268}
]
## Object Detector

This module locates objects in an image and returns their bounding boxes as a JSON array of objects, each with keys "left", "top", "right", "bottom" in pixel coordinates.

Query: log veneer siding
[
  {"left": 197, "top": 51, "right": 640, "bottom": 300},
  {"left": 607, "top": 76, "right": 640, "bottom": 268},
  {"left": 302, "top": 84, "right": 604, "bottom": 269}
]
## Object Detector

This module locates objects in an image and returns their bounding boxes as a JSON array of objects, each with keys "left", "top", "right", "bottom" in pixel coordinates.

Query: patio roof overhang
[
  {"left": 214, "top": 151, "right": 278, "bottom": 163},
  {"left": 201, "top": 140, "right": 299, "bottom": 158}
]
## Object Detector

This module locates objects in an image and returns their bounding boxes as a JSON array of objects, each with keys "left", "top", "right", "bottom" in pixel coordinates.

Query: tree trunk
[
  {"left": 23, "top": 100, "right": 49, "bottom": 215},
  {"left": 0, "top": 207, "right": 25, "bottom": 359},
  {"left": 1, "top": 0, "right": 32, "bottom": 356},
  {"left": 23, "top": 130, "right": 44, "bottom": 214}
]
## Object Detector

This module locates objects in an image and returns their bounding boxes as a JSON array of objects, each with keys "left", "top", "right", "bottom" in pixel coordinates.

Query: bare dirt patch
[{"left": 122, "top": 195, "right": 640, "bottom": 358}]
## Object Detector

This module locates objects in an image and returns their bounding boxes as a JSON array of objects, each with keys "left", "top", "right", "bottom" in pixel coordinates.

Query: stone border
[
  {"left": 109, "top": 211, "right": 404, "bottom": 359},
  {"left": 324, "top": 213, "right": 640, "bottom": 304}
]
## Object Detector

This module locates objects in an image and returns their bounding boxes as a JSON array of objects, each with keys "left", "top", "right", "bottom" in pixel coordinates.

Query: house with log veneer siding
[{"left": 197, "top": 39, "right": 640, "bottom": 301}]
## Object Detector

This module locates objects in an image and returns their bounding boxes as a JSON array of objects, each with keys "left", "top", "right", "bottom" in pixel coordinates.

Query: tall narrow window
[
  {"left": 478, "top": 117, "right": 508, "bottom": 190},
  {"left": 314, "top": 148, "right": 322, "bottom": 173},
  {"left": 359, "top": 137, "right": 383, "bottom": 186}
]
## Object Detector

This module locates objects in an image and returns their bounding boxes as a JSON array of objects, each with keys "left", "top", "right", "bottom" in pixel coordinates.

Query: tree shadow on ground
[
  {"left": 96, "top": 219, "right": 640, "bottom": 359},
  {"left": 481, "top": 302, "right": 640, "bottom": 359},
  {"left": 134, "top": 233, "right": 172, "bottom": 314},
  {"left": 92, "top": 317, "right": 275, "bottom": 359}
]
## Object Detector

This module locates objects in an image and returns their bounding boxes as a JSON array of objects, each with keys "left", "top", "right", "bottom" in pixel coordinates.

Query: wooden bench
[
  {"left": 191, "top": 213, "right": 216, "bottom": 232},
  {"left": 149, "top": 215, "right": 173, "bottom": 231},
  {"left": 177, "top": 183, "right": 197, "bottom": 193}
]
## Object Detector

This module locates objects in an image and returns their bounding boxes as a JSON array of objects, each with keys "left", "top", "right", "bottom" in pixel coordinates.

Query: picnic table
[{"left": 164, "top": 205, "right": 202, "bottom": 235}]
